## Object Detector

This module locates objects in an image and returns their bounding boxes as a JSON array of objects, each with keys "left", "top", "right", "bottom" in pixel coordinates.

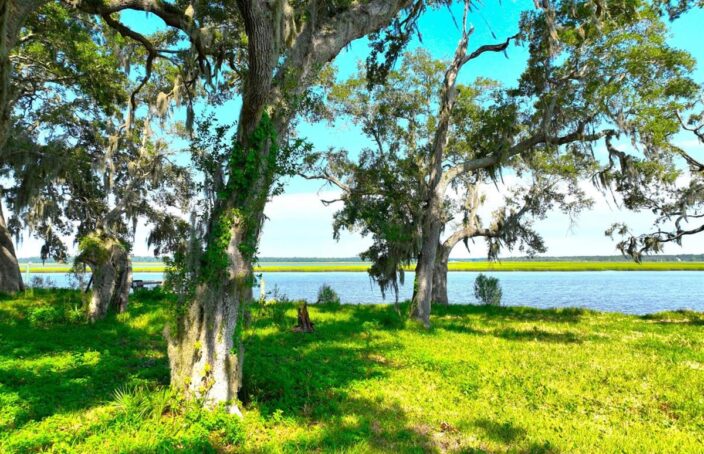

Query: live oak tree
[
  {"left": 1, "top": 3, "right": 128, "bottom": 294},
  {"left": 310, "top": 0, "right": 699, "bottom": 326},
  {"left": 309, "top": 51, "right": 592, "bottom": 313},
  {"left": 3, "top": 4, "right": 192, "bottom": 321},
  {"left": 0, "top": 0, "right": 219, "bottom": 292},
  {"left": 147, "top": 0, "right": 430, "bottom": 413}
]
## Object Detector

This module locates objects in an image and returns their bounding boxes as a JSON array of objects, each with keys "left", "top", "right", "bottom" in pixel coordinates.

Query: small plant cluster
[
  {"left": 27, "top": 305, "right": 84, "bottom": 327},
  {"left": 474, "top": 273, "right": 502, "bottom": 306},
  {"left": 20, "top": 290, "right": 86, "bottom": 327},
  {"left": 315, "top": 284, "right": 340, "bottom": 305}
]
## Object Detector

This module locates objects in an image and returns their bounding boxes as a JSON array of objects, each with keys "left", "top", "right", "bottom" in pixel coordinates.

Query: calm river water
[{"left": 26, "top": 270, "right": 704, "bottom": 315}]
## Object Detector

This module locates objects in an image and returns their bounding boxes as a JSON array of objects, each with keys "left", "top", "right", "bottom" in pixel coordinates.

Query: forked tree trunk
[
  {"left": 0, "top": 197, "right": 23, "bottom": 293},
  {"left": 410, "top": 15, "right": 472, "bottom": 327},
  {"left": 88, "top": 260, "right": 118, "bottom": 322},
  {"left": 412, "top": 212, "right": 442, "bottom": 327},
  {"left": 112, "top": 254, "right": 132, "bottom": 313},
  {"left": 432, "top": 245, "right": 451, "bottom": 305},
  {"left": 85, "top": 241, "right": 130, "bottom": 322}
]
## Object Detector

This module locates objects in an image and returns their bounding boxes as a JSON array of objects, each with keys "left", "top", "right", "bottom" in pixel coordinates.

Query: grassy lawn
[
  {"left": 1, "top": 290, "right": 703, "bottom": 452},
  {"left": 21, "top": 260, "right": 704, "bottom": 273}
]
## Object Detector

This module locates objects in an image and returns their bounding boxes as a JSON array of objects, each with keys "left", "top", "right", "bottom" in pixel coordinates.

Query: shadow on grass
[
  {"left": 279, "top": 397, "right": 435, "bottom": 452},
  {"left": 641, "top": 310, "right": 704, "bottom": 326},
  {"left": 242, "top": 303, "right": 438, "bottom": 450},
  {"left": 241, "top": 305, "right": 403, "bottom": 416},
  {"left": 0, "top": 289, "right": 169, "bottom": 432},
  {"left": 432, "top": 303, "right": 588, "bottom": 324},
  {"left": 439, "top": 323, "right": 585, "bottom": 344}
]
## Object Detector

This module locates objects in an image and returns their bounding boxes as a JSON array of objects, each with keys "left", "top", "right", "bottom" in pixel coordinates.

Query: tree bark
[
  {"left": 294, "top": 302, "right": 314, "bottom": 333},
  {"left": 432, "top": 244, "right": 451, "bottom": 305},
  {"left": 412, "top": 207, "right": 442, "bottom": 327},
  {"left": 113, "top": 253, "right": 132, "bottom": 313},
  {"left": 1, "top": 0, "right": 46, "bottom": 150},
  {"left": 86, "top": 242, "right": 130, "bottom": 322},
  {"left": 166, "top": 222, "right": 251, "bottom": 415},
  {"left": 0, "top": 196, "right": 23, "bottom": 293},
  {"left": 88, "top": 259, "right": 118, "bottom": 322},
  {"left": 0, "top": 2, "right": 12, "bottom": 154}
]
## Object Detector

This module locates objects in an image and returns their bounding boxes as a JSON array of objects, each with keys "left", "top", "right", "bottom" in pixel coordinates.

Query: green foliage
[
  {"left": 76, "top": 232, "right": 113, "bottom": 266},
  {"left": 474, "top": 274, "right": 503, "bottom": 306},
  {"left": 200, "top": 208, "right": 239, "bottom": 284},
  {"left": 27, "top": 305, "right": 64, "bottom": 328},
  {"left": 315, "top": 284, "right": 340, "bottom": 305},
  {"left": 249, "top": 287, "right": 296, "bottom": 330}
]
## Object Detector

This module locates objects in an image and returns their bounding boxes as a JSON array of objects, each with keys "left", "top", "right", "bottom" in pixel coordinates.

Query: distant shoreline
[{"left": 19, "top": 261, "right": 704, "bottom": 273}]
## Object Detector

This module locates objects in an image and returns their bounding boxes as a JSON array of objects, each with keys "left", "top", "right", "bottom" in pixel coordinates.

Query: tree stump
[{"left": 293, "top": 302, "right": 314, "bottom": 333}]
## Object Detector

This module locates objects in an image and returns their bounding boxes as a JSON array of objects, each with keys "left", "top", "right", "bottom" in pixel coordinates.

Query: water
[{"left": 25, "top": 271, "right": 704, "bottom": 315}]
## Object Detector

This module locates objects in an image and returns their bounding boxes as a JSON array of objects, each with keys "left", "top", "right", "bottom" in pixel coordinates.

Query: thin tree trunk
[
  {"left": 432, "top": 244, "right": 451, "bottom": 305},
  {"left": 0, "top": 196, "right": 23, "bottom": 293}
]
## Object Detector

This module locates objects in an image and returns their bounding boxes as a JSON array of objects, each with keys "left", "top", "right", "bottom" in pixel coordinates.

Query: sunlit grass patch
[{"left": 1, "top": 290, "right": 703, "bottom": 452}]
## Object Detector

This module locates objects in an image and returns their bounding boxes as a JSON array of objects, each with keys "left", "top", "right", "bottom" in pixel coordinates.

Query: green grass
[
  {"left": 20, "top": 260, "right": 704, "bottom": 273},
  {"left": 2, "top": 290, "right": 704, "bottom": 452}
]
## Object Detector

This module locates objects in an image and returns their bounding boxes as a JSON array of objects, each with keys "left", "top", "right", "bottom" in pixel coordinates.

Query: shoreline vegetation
[
  {"left": 2, "top": 289, "right": 703, "bottom": 452},
  {"left": 17, "top": 260, "right": 704, "bottom": 273}
]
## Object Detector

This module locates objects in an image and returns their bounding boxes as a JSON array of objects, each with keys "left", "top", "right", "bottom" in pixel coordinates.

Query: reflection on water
[{"left": 24, "top": 270, "right": 704, "bottom": 315}]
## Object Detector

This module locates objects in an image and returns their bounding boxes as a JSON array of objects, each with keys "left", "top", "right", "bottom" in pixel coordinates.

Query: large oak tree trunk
[
  {"left": 113, "top": 253, "right": 132, "bottom": 313},
  {"left": 86, "top": 243, "right": 130, "bottom": 322},
  {"left": 0, "top": 1, "right": 47, "bottom": 293},
  {"left": 88, "top": 260, "right": 117, "bottom": 322},
  {"left": 0, "top": 197, "right": 22, "bottom": 292},
  {"left": 412, "top": 211, "right": 442, "bottom": 327},
  {"left": 166, "top": 221, "right": 252, "bottom": 414},
  {"left": 432, "top": 245, "right": 451, "bottom": 305}
]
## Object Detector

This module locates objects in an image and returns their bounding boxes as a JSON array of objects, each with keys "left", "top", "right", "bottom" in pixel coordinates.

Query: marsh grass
[
  {"left": 22, "top": 260, "right": 704, "bottom": 273},
  {"left": 1, "top": 290, "right": 703, "bottom": 452}
]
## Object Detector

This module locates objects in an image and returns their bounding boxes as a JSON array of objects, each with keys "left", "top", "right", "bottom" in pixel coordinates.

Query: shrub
[
  {"left": 28, "top": 306, "right": 64, "bottom": 327},
  {"left": 316, "top": 284, "right": 340, "bottom": 305},
  {"left": 473, "top": 273, "right": 502, "bottom": 306}
]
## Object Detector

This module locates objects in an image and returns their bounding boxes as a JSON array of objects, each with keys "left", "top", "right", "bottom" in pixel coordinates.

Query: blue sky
[
  {"left": 15, "top": 2, "right": 704, "bottom": 258},
  {"left": 260, "top": 2, "right": 704, "bottom": 259}
]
